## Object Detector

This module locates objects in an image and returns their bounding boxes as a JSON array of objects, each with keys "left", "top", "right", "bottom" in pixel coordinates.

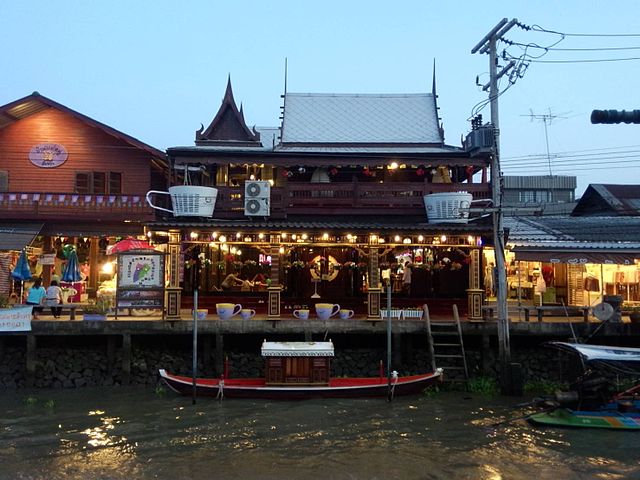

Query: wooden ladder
[{"left": 425, "top": 304, "right": 469, "bottom": 383}]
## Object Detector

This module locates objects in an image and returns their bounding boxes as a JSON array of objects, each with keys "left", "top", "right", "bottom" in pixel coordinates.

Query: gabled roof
[
  {"left": 572, "top": 184, "right": 640, "bottom": 216},
  {"left": 0, "top": 92, "right": 166, "bottom": 161},
  {"left": 279, "top": 92, "right": 443, "bottom": 145},
  {"left": 195, "top": 77, "right": 261, "bottom": 147}
]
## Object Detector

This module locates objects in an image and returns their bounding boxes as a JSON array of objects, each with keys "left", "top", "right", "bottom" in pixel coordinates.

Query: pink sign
[{"left": 29, "top": 143, "right": 68, "bottom": 168}]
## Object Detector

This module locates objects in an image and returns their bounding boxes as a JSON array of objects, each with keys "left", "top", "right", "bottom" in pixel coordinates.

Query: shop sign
[
  {"left": 39, "top": 253, "right": 56, "bottom": 265},
  {"left": 29, "top": 143, "right": 68, "bottom": 168},
  {"left": 0, "top": 306, "right": 31, "bottom": 332}
]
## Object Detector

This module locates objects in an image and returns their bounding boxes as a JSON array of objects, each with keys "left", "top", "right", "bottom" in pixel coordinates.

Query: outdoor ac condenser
[{"left": 244, "top": 180, "right": 271, "bottom": 216}]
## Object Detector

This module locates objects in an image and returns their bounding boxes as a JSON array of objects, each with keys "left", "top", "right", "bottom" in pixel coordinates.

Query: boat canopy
[
  {"left": 261, "top": 341, "right": 334, "bottom": 357},
  {"left": 549, "top": 342, "right": 640, "bottom": 363}
]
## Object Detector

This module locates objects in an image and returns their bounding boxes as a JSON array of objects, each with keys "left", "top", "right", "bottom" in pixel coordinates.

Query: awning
[
  {"left": 0, "top": 222, "right": 43, "bottom": 250},
  {"left": 261, "top": 341, "right": 335, "bottom": 357},
  {"left": 512, "top": 249, "right": 639, "bottom": 265}
]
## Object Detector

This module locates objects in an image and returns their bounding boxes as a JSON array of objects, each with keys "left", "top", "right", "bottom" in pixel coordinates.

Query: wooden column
[
  {"left": 106, "top": 336, "right": 116, "bottom": 372},
  {"left": 203, "top": 335, "right": 212, "bottom": 371},
  {"left": 121, "top": 333, "right": 131, "bottom": 385},
  {"left": 88, "top": 236, "right": 99, "bottom": 298},
  {"left": 26, "top": 334, "right": 36, "bottom": 387},
  {"left": 165, "top": 229, "right": 182, "bottom": 320},
  {"left": 367, "top": 242, "right": 381, "bottom": 318},
  {"left": 268, "top": 286, "right": 281, "bottom": 317},
  {"left": 267, "top": 241, "right": 281, "bottom": 317},
  {"left": 215, "top": 334, "right": 224, "bottom": 376},
  {"left": 467, "top": 248, "right": 484, "bottom": 321},
  {"left": 42, "top": 236, "right": 53, "bottom": 287}
]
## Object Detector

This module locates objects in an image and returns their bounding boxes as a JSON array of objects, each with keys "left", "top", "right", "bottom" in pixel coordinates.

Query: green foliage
[
  {"left": 43, "top": 400, "right": 55, "bottom": 409},
  {"left": 524, "top": 380, "right": 565, "bottom": 395},
  {"left": 0, "top": 294, "right": 10, "bottom": 309},
  {"left": 154, "top": 385, "right": 167, "bottom": 396},
  {"left": 83, "top": 297, "right": 111, "bottom": 315},
  {"left": 23, "top": 396, "right": 38, "bottom": 406},
  {"left": 467, "top": 376, "right": 499, "bottom": 395}
]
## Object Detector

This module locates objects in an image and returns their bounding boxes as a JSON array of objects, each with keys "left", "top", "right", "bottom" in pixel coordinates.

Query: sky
[{"left": 3, "top": 1, "right": 640, "bottom": 196}]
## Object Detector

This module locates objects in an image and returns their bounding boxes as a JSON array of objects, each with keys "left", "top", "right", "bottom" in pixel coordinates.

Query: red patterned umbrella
[{"left": 106, "top": 238, "right": 156, "bottom": 255}]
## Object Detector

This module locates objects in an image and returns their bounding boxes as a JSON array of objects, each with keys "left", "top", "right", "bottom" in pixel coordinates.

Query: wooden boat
[
  {"left": 160, "top": 341, "right": 443, "bottom": 400},
  {"left": 527, "top": 342, "right": 640, "bottom": 430}
]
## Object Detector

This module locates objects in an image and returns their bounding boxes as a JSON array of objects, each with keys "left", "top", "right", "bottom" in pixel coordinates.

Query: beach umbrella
[
  {"left": 106, "top": 237, "right": 156, "bottom": 255},
  {"left": 61, "top": 249, "right": 82, "bottom": 282},
  {"left": 11, "top": 248, "right": 32, "bottom": 301},
  {"left": 11, "top": 249, "right": 32, "bottom": 282}
]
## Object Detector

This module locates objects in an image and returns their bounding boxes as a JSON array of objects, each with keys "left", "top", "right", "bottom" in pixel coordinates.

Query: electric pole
[{"left": 472, "top": 18, "right": 518, "bottom": 394}]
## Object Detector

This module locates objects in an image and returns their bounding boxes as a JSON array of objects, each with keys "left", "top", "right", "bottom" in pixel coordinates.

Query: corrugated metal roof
[
  {"left": 506, "top": 216, "right": 640, "bottom": 250},
  {"left": 274, "top": 145, "right": 459, "bottom": 154},
  {"left": 280, "top": 93, "right": 441, "bottom": 144},
  {"left": 0, "top": 222, "right": 43, "bottom": 250}
]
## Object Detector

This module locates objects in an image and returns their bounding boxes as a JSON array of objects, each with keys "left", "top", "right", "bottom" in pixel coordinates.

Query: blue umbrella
[
  {"left": 61, "top": 249, "right": 82, "bottom": 282},
  {"left": 11, "top": 249, "right": 32, "bottom": 281}
]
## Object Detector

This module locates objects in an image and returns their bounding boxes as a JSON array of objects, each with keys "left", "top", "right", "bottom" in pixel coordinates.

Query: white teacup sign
[
  {"left": 216, "top": 303, "right": 242, "bottom": 320},
  {"left": 315, "top": 303, "right": 340, "bottom": 320}
]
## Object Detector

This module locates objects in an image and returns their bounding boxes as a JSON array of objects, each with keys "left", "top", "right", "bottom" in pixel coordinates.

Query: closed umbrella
[
  {"left": 11, "top": 248, "right": 32, "bottom": 301},
  {"left": 61, "top": 250, "right": 82, "bottom": 282},
  {"left": 106, "top": 238, "right": 156, "bottom": 255}
]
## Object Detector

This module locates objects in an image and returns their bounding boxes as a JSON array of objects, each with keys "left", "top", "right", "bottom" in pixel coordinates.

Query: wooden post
[
  {"left": 165, "top": 229, "right": 182, "bottom": 320},
  {"left": 267, "top": 286, "right": 281, "bottom": 317},
  {"left": 215, "top": 334, "right": 224, "bottom": 377},
  {"left": 106, "top": 336, "right": 116, "bottom": 372},
  {"left": 121, "top": 333, "right": 131, "bottom": 385},
  {"left": 467, "top": 248, "right": 484, "bottom": 320},
  {"left": 203, "top": 335, "right": 212, "bottom": 372},
  {"left": 26, "top": 334, "right": 36, "bottom": 387},
  {"left": 88, "top": 236, "right": 99, "bottom": 298}
]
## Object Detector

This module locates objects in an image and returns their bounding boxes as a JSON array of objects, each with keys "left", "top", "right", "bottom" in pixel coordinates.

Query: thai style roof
[
  {"left": 261, "top": 341, "right": 334, "bottom": 357},
  {"left": 279, "top": 92, "right": 443, "bottom": 146},
  {"left": 195, "top": 77, "right": 261, "bottom": 147},
  {"left": 0, "top": 92, "right": 166, "bottom": 161},
  {"left": 572, "top": 184, "right": 640, "bottom": 216}
]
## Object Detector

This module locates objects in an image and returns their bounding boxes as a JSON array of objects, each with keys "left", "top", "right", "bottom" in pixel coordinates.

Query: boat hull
[
  {"left": 529, "top": 408, "right": 640, "bottom": 430},
  {"left": 159, "top": 369, "right": 443, "bottom": 400}
]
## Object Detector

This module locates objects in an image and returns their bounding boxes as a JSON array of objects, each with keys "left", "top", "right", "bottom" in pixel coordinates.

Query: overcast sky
[{"left": 3, "top": 1, "right": 639, "bottom": 195}]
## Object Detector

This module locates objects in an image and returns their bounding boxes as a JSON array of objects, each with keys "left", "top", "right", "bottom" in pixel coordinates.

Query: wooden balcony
[
  {"left": 0, "top": 192, "right": 156, "bottom": 221},
  {"left": 212, "top": 181, "right": 492, "bottom": 219}
]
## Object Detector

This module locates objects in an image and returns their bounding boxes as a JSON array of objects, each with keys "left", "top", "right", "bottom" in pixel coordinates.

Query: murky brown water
[{"left": 0, "top": 386, "right": 638, "bottom": 479}]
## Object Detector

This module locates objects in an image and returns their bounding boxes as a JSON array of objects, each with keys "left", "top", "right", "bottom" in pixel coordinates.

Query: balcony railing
[
  {"left": 213, "top": 181, "right": 492, "bottom": 219},
  {"left": 0, "top": 192, "right": 155, "bottom": 221}
]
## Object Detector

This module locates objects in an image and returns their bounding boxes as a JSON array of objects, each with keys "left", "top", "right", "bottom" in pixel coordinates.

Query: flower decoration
[
  {"left": 281, "top": 169, "right": 293, "bottom": 178},
  {"left": 329, "top": 167, "right": 338, "bottom": 176},
  {"left": 363, "top": 167, "right": 374, "bottom": 177},
  {"left": 416, "top": 167, "right": 425, "bottom": 177}
]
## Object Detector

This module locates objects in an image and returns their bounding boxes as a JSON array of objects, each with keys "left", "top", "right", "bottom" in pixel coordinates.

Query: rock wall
[{"left": 0, "top": 335, "right": 581, "bottom": 390}]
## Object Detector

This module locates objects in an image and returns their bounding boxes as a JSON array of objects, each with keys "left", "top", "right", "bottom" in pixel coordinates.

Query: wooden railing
[
  {"left": 213, "top": 181, "right": 492, "bottom": 218},
  {"left": 0, "top": 192, "right": 156, "bottom": 221}
]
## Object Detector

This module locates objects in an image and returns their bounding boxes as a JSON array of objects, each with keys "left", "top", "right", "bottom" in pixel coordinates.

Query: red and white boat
[{"left": 160, "top": 341, "right": 443, "bottom": 400}]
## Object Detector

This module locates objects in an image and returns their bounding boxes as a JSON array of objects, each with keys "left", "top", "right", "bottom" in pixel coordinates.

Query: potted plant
[
  {"left": 628, "top": 306, "right": 640, "bottom": 324},
  {"left": 82, "top": 297, "right": 111, "bottom": 321}
]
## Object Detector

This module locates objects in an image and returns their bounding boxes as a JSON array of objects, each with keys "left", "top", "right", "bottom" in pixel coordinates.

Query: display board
[{"left": 116, "top": 251, "right": 165, "bottom": 313}]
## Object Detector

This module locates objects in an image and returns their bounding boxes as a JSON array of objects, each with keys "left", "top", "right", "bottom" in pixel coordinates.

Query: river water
[{"left": 0, "top": 386, "right": 638, "bottom": 480}]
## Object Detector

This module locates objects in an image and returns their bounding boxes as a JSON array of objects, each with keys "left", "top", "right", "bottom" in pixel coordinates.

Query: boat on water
[
  {"left": 160, "top": 340, "right": 443, "bottom": 400},
  {"left": 527, "top": 342, "right": 640, "bottom": 430}
]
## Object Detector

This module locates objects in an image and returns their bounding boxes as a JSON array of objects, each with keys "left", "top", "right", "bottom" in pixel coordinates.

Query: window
[{"left": 75, "top": 171, "right": 122, "bottom": 194}]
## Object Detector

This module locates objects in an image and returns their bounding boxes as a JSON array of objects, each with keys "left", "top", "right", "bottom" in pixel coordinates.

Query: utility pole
[{"left": 472, "top": 18, "right": 518, "bottom": 394}]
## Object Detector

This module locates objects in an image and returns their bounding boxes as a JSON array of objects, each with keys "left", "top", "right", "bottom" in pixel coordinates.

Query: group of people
[
  {"left": 25, "top": 278, "right": 64, "bottom": 319},
  {"left": 220, "top": 273, "right": 269, "bottom": 292}
]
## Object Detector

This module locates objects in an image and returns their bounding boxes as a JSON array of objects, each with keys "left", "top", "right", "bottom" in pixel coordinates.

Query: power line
[
  {"left": 524, "top": 23, "right": 640, "bottom": 38},
  {"left": 519, "top": 56, "right": 640, "bottom": 64}
]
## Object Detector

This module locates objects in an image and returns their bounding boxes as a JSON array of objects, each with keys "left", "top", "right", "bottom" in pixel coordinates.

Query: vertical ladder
[{"left": 425, "top": 304, "right": 469, "bottom": 382}]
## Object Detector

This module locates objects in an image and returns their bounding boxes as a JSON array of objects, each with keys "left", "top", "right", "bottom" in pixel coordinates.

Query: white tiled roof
[{"left": 280, "top": 93, "right": 441, "bottom": 144}]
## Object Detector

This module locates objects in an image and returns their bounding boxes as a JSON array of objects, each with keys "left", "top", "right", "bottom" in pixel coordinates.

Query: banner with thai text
[{"left": 0, "top": 306, "right": 32, "bottom": 332}]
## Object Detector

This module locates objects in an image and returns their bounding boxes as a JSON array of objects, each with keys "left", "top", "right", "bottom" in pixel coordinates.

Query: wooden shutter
[
  {"left": 109, "top": 172, "right": 122, "bottom": 194},
  {"left": 92, "top": 172, "right": 106, "bottom": 194},
  {"left": 75, "top": 172, "right": 91, "bottom": 194}
]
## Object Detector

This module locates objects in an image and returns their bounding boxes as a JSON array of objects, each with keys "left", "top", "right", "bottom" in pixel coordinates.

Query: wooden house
[
  {"left": 0, "top": 92, "right": 168, "bottom": 294},
  {"left": 149, "top": 77, "right": 494, "bottom": 320}
]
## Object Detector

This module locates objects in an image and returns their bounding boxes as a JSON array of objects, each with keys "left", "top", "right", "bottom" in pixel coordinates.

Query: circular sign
[{"left": 29, "top": 143, "right": 68, "bottom": 168}]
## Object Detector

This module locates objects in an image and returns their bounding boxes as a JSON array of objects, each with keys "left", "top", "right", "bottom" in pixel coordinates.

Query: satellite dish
[{"left": 592, "top": 302, "right": 614, "bottom": 321}]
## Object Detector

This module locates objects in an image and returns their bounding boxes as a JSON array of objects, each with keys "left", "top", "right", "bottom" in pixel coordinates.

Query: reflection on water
[{"left": 0, "top": 387, "right": 638, "bottom": 479}]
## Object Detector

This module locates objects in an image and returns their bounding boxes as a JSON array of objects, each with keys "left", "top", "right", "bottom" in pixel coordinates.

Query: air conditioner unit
[{"left": 244, "top": 180, "right": 271, "bottom": 216}]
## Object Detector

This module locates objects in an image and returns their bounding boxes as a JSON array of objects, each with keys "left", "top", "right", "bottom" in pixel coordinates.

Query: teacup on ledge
[
  {"left": 216, "top": 303, "right": 242, "bottom": 320},
  {"left": 293, "top": 309, "right": 309, "bottom": 320},
  {"left": 315, "top": 303, "right": 340, "bottom": 320},
  {"left": 240, "top": 308, "right": 256, "bottom": 320}
]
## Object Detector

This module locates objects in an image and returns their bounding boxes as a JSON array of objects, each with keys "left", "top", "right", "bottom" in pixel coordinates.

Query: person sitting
[
  {"left": 221, "top": 273, "right": 244, "bottom": 291},
  {"left": 25, "top": 277, "right": 46, "bottom": 319},
  {"left": 45, "top": 280, "right": 63, "bottom": 319}
]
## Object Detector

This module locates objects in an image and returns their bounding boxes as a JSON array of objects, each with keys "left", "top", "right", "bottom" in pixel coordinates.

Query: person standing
[
  {"left": 45, "top": 279, "right": 63, "bottom": 319},
  {"left": 25, "top": 277, "right": 46, "bottom": 319},
  {"left": 402, "top": 261, "right": 412, "bottom": 297}
]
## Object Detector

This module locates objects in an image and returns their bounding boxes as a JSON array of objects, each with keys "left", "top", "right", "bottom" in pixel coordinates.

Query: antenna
[
  {"left": 283, "top": 57, "right": 288, "bottom": 95},
  {"left": 521, "top": 108, "right": 568, "bottom": 176}
]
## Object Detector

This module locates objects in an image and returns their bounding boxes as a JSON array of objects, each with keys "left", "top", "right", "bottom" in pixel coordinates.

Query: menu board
[{"left": 116, "top": 251, "right": 165, "bottom": 311}]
